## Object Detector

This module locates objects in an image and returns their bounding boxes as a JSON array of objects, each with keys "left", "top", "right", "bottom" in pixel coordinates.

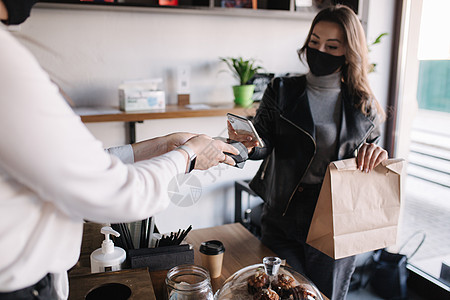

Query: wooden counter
[
  {"left": 71, "top": 222, "right": 275, "bottom": 299},
  {"left": 72, "top": 222, "right": 327, "bottom": 299}
]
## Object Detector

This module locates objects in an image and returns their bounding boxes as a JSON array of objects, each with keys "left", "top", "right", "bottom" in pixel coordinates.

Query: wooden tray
[{"left": 69, "top": 268, "right": 156, "bottom": 300}]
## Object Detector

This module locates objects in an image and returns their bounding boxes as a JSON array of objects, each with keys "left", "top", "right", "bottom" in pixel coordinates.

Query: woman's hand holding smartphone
[{"left": 227, "top": 113, "right": 263, "bottom": 153}]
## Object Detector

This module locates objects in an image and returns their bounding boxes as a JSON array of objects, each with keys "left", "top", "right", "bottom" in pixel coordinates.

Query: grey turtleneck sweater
[{"left": 302, "top": 71, "right": 342, "bottom": 184}]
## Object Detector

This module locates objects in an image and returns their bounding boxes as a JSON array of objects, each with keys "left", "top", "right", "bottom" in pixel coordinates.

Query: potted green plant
[
  {"left": 368, "top": 32, "right": 388, "bottom": 73},
  {"left": 220, "top": 56, "right": 263, "bottom": 107}
]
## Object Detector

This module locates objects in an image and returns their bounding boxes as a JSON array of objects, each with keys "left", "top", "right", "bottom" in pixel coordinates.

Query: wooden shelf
[
  {"left": 75, "top": 103, "right": 257, "bottom": 123},
  {"left": 37, "top": 1, "right": 364, "bottom": 23},
  {"left": 36, "top": 1, "right": 318, "bottom": 21}
]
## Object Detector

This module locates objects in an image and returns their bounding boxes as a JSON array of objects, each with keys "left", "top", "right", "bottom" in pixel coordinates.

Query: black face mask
[
  {"left": 2, "top": 0, "right": 38, "bottom": 25},
  {"left": 305, "top": 46, "right": 346, "bottom": 76}
]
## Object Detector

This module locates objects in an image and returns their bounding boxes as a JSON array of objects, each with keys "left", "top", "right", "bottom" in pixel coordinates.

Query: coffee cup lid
[{"left": 199, "top": 240, "right": 225, "bottom": 255}]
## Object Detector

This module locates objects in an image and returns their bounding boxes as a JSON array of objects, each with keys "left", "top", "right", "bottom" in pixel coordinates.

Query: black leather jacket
[{"left": 248, "top": 75, "right": 381, "bottom": 215}]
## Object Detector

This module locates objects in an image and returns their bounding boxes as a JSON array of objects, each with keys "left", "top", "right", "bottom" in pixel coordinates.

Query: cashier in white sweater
[{"left": 0, "top": 1, "right": 238, "bottom": 299}]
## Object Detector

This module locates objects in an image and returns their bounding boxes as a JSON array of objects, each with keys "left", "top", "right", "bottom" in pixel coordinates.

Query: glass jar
[{"left": 165, "top": 264, "right": 214, "bottom": 300}]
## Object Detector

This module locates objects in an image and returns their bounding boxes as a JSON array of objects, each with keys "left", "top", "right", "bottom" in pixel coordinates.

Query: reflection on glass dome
[{"left": 215, "top": 257, "right": 323, "bottom": 300}]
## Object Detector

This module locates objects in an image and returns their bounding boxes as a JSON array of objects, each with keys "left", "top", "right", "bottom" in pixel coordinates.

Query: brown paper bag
[{"left": 306, "top": 158, "right": 404, "bottom": 259}]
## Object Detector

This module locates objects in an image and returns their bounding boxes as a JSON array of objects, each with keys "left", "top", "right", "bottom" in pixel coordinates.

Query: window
[{"left": 395, "top": 0, "right": 450, "bottom": 292}]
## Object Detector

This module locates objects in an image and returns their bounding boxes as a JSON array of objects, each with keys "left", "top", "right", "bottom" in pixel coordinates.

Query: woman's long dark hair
[{"left": 299, "top": 5, "right": 386, "bottom": 121}]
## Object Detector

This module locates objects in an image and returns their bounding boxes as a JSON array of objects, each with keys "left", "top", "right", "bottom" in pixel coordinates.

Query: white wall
[
  {"left": 16, "top": 7, "right": 311, "bottom": 107},
  {"left": 9, "top": 2, "right": 396, "bottom": 232},
  {"left": 366, "top": 0, "right": 396, "bottom": 143}
]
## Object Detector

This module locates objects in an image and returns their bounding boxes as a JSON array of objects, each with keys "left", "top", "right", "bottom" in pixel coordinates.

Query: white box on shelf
[{"left": 119, "top": 78, "right": 165, "bottom": 112}]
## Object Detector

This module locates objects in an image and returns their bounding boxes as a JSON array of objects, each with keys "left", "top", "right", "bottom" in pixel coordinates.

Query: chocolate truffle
[
  {"left": 247, "top": 268, "right": 270, "bottom": 295},
  {"left": 253, "top": 288, "right": 280, "bottom": 300}
]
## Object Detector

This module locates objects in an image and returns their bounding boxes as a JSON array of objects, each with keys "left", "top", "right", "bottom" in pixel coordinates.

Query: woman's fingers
[
  {"left": 227, "top": 121, "right": 253, "bottom": 142},
  {"left": 227, "top": 121, "right": 237, "bottom": 138},
  {"left": 357, "top": 143, "right": 388, "bottom": 172},
  {"left": 363, "top": 144, "right": 375, "bottom": 172},
  {"left": 370, "top": 147, "right": 388, "bottom": 171},
  {"left": 357, "top": 144, "right": 367, "bottom": 171},
  {"left": 227, "top": 120, "right": 258, "bottom": 152}
]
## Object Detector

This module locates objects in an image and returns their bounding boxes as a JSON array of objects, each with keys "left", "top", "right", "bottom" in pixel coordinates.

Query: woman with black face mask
[{"left": 228, "top": 5, "right": 388, "bottom": 300}]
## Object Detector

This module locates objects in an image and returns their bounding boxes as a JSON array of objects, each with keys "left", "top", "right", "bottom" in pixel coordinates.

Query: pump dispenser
[{"left": 90, "top": 226, "right": 126, "bottom": 273}]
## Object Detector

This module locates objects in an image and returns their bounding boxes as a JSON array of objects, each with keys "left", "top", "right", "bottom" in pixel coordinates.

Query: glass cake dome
[{"left": 215, "top": 257, "right": 324, "bottom": 300}]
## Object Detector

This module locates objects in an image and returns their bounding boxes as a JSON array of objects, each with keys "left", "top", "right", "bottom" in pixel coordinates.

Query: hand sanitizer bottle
[{"left": 90, "top": 226, "right": 126, "bottom": 273}]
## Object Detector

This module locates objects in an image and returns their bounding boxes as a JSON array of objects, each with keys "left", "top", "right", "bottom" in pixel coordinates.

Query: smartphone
[{"left": 227, "top": 113, "right": 264, "bottom": 148}]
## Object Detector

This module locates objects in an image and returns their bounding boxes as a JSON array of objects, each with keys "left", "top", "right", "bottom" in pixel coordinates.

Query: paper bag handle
[
  {"left": 331, "top": 158, "right": 404, "bottom": 175},
  {"left": 398, "top": 230, "right": 426, "bottom": 260}
]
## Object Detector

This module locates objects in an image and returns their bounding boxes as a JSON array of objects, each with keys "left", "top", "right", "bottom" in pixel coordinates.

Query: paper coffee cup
[{"left": 199, "top": 240, "right": 225, "bottom": 278}]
